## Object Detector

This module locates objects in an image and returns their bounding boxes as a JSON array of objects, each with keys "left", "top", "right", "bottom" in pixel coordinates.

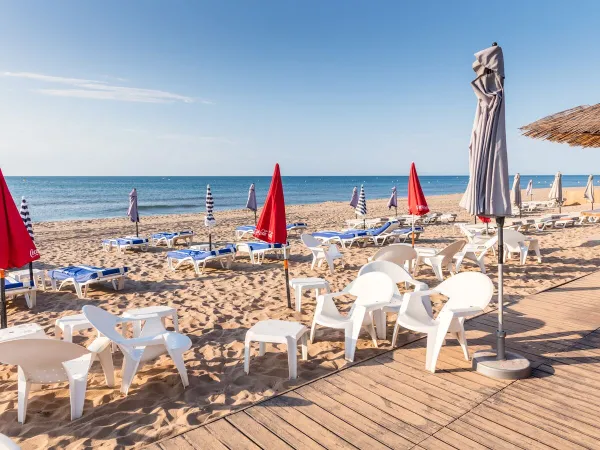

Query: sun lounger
[
  {"left": 312, "top": 230, "right": 369, "bottom": 248},
  {"left": 47, "top": 266, "right": 129, "bottom": 299},
  {"left": 423, "top": 213, "right": 440, "bottom": 224},
  {"left": 151, "top": 231, "right": 194, "bottom": 248},
  {"left": 235, "top": 241, "right": 290, "bottom": 265},
  {"left": 392, "top": 227, "right": 424, "bottom": 243},
  {"left": 167, "top": 246, "right": 236, "bottom": 275},
  {"left": 287, "top": 222, "right": 308, "bottom": 233},
  {"left": 554, "top": 217, "right": 576, "bottom": 228},
  {"left": 235, "top": 223, "right": 308, "bottom": 240},
  {"left": 440, "top": 213, "right": 457, "bottom": 223},
  {"left": 102, "top": 236, "right": 149, "bottom": 253},
  {"left": 4, "top": 276, "right": 37, "bottom": 309}
]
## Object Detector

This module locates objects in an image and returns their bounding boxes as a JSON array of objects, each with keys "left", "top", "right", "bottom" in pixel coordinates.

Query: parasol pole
[
  {"left": 283, "top": 247, "right": 292, "bottom": 309},
  {"left": 135, "top": 221, "right": 139, "bottom": 237},
  {"left": 395, "top": 206, "right": 398, "bottom": 218},
  {"left": 0, "top": 270, "right": 6, "bottom": 329},
  {"left": 209, "top": 232, "right": 212, "bottom": 251},
  {"left": 411, "top": 215, "right": 415, "bottom": 248},
  {"left": 254, "top": 210, "right": 257, "bottom": 226},
  {"left": 496, "top": 217, "right": 506, "bottom": 359}
]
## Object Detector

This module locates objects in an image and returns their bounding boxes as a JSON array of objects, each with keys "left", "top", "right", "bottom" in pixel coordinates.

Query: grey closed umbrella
[
  {"left": 205, "top": 185, "right": 216, "bottom": 250},
  {"left": 349, "top": 186, "right": 358, "bottom": 218},
  {"left": 548, "top": 172, "right": 563, "bottom": 212},
  {"left": 512, "top": 173, "right": 522, "bottom": 217},
  {"left": 128, "top": 188, "right": 140, "bottom": 236},
  {"left": 246, "top": 183, "right": 258, "bottom": 225},
  {"left": 525, "top": 179, "right": 533, "bottom": 201},
  {"left": 355, "top": 185, "right": 367, "bottom": 228},
  {"left": 460, "top": 43, "right": 530, "bottom": 380},
  {"left": 387, "top": 186, "right": 398, "bottom": 217},
  {"left": 584, "top": 174, "right": 595, "bottom": 210}
]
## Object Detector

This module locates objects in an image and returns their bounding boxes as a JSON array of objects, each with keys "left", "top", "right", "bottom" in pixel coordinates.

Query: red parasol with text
[{"left": 407, "top": 162, "right": 429, "bottom": 247}]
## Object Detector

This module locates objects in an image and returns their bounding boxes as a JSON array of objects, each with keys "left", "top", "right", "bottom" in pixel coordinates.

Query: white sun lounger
[
  {"left": 47, "top": 266, "right": 129, "bottom": 299},
  {"left": 102, "top": 236, "right": 149, "bottom": 253},
  {"left": 151, "top": 231, "right": 194, "bottom": 248},
  {"left": 235, "top": 241, "right": 290, "bottom": 265},
  {"left": 167, "top": 247, "right": 236, "bottom": 275},
  {"left": 4, "top": 276, "right": 37, "bottom": 309},
  {"left": 235, "top": 222, "right": 308, "bottom": 240}
]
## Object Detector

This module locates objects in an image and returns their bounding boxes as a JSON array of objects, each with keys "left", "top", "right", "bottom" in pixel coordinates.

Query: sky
[{"left": 1, "top": 0, "right": 600, "bottom": 177}]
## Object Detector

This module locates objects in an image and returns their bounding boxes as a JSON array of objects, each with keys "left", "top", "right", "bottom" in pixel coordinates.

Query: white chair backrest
[
  {"left": 503, "top": 229, "right": 526, "bottom": 248},
  {"left": 346, "top": 272, "right": 395, "bottom": 306},
  {"left": 437, "top": 240, "right": 467, "bottom": 264},
  {"left": 82, "top": 305, "right": 126, "bottom": 344},
  {"left": 301, "top": 234, "right": 322, "bottom": 248},
  {"left": 358, "top": 260, "right": 415, "bottom": 285},
  {"left": 371, "top": 244, "right": 417, "bottom": 266},
  {"left": 437, "top": 272, "right": 494, "bottom": 312},
  {"left": 0, "top": 339, "right": 89, "bottom": 377}
]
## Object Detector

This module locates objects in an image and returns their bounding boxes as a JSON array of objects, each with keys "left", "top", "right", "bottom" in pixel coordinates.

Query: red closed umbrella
[
  {"left": 0, "top": 169, "right": 40, "bottom": 328},
  {"left": 407, "top": 162, "right": 429, "bottom": 247},
  {"left": 253, "top": 164, "right": 291, "bottom": 308}
]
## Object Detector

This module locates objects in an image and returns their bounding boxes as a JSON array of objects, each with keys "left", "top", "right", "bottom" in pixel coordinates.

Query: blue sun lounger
[
  {"left": 392, "top": 226, "right": 425, "bottom": 243},
  {"left": 167, "top": 246, "right": 236, "bottom": 275},
  {"left": 235, "top": 222, "right": 308, "bottom": 240},
  {"left": 312, "top": 230, "right": 369, "bottom": 248},
  {"left": 102, "top": 236, "right": 149, "bottom": 253},
  {"left": 151, "top": 230, "right": 195, "bottom": 248},
  {"left": 235, "top": 241, "right": 290, "bottom": 265},
  {"left": 47, "top": 265, "right": 129, "bottom": 299},
  {"left": 5, "top": 276, "right": 37, "bottom": 309}
]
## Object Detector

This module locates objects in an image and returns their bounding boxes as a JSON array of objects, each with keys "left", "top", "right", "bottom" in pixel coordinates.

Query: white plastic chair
[
  {"left": 0, "top": 433, "right": 20, "bottom": 450},
  {"left": 454, "top": 235, "right": 498, "bottom": 274},
  {"left": 415, "top": 240, "right": 467, "bottom": 281},
  {"left": 82, "top": 305, "right": 192, "bottom": 395},
  {"left": 358, "top": 261, "right": 428, "bottom": 339},
  {"left": 0, "top": 337, "right": 114, "bottom": 423},
  {"left": 301, "top": 234, "right": 344, "bottom": 274},
  {"left": 392, "top": 272, "right": 494, "bottom": 373},
  {"left": 503, "top": 229, "right": 542, "bottom": 264},
  {"left": 368, "top": 243, "right": 418, "bottom": 274},
  {"left": 310, "top": 272, "right": 395, "bottom": 362}
]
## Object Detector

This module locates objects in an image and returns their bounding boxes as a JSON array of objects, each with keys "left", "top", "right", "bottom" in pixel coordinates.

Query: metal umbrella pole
[{"left": 283, "top": 247, "right": 292, "bottom": 309}]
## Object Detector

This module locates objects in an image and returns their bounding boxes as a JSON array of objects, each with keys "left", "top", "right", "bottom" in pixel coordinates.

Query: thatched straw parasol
[{"left": 520, "top": 103, "right": 600, "bottom": 148}]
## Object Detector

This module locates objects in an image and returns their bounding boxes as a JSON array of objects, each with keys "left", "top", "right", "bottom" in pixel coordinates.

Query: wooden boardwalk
[{"left": 153, "top": 271, "right": 600, "bottom": 450}]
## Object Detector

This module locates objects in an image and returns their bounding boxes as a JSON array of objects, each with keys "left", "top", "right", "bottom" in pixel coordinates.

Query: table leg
[
  {"left": 295, "top": 288, "right": 302, "bottom": 313},
  {"left": 259, "top": 342, "right": 266, "bottom": 356},
  {"left": 172, "top": 313, "right": 180, "bottom": 332},
  {"left": 244, "top": 340, "right": 251, "bottom": 374},
  {"left": 286, "top": 336, "right": 297, "bottom": 379},
  {"left": 301, "top": 333, "right": 308, "bottom": 360}
]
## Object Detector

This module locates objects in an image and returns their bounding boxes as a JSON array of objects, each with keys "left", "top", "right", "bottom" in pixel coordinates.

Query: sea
[{"left": 5, "top": 175, "right": 597, "bottom": 222}]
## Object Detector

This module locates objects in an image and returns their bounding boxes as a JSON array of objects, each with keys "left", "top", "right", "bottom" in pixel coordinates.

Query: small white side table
[
  {"left": 122, "top": 305, "right": 179, "bottom": 337},
  {"left": 10, "top": 269, "right": 46, "bottom": 291},
  {"left": 0, "top": 323, "right": 46, "bottom": 343},
  {"left": 55, "top": 314, "right": 96, "bottom": 342},
  {"left": 289, "top": 277, "right": 330, "bottom": 312},
  {"left": 244, "top": 320, "right": 309, "bottom": 379}
]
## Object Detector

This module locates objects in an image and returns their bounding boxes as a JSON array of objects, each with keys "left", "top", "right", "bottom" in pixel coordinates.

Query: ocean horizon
[{"left": 6, "top": 175, "right": 597, "bottom": 222}]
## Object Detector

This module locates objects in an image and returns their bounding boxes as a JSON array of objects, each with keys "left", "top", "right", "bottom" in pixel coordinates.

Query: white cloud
[{"left": 3, "top": 71, "right": 210, "bottom": 104}]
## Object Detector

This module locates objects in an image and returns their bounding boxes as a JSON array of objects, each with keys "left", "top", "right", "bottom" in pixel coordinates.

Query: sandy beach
[{"left": 1, "top": 187, "right": 599, "bottom": 449}]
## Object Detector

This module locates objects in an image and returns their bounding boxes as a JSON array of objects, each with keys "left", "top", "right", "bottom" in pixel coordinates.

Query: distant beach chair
[
  {"left": 102, "top": 236, "right": 149, "bottom": 253},
  {"left": 301, "top": 234, "right": 344, "bottom": 274},
  {"left": 423, "top": 213, "right": 440, "bottom": 224},
  {"left": 503, "top": 230, "right": 542, "bottom": 265},
  {"left": 311, "top": 229, "right": 369, "bottom": 248},
  {"left": 4, "top": 276, "right": 37, "bottom": 309},
  {"left": 151, "top": 230, "right": 194, "bottom": 248},
  {"left": 414, "top": 240, "right": 467, "bottom": 281},
  {"left": 454, "top": 235, "right": 498, "bottom": 274},
  {"left": 167, "top": 246, "right": 236, "bottom": 275},
  {"left": 392, "top": 226, "right": 424, "bottom": 243},
  {"left": 47, "top": 266, "right": 129, "bottom": 299},
  {"left": 287, "top": 222, "right": 308, "bottom": 233},
  {"left": 440, "top": 213, "right": 458, "bottom": 223},
  {"left": 235, "top": 241, "right": 290, "bottom": 265},
  {"left": 235, "top": 222, "right": 308, "bottom": 240}
]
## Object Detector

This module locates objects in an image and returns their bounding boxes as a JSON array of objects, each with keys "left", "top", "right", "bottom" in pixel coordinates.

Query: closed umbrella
[
  {"left": 460, "top": 43, "right": 530, "bottom": 380},
  {"left": 205, "top": 185, "right": 216, "bottom": 250},
  {"left": 253, "top": 164, "right": 291, "bottom": 308},
  {"left": 128, "top": 188, "right": 140, "bottom": 237},
  {"left": 0, "top": 169, "right": 40, "bottom": 328},
  {"left": 349, "top": 186, "right": 358, "bottom": 218},
  {"left": 525, "top": 179, "right": 533, "bottom": 202},
  {"left": 355, "top": 185, "right": 367, "bottom": 229},
  {"left": 548, "top": 172, "right": 563, "bottom": 212},
  {"left": 246, "top": 183, "right": 258, "bottom": 225},
  {"left": 584, "top": 174, "right": 595, "bottom": 210},
  {"left": 407, "top": 163, "right": 429, "bottom": 247},
  {"left": 512, "top": 173, "right": 522, "bottom": 218},
  {"left": 19, "top": 197, "right": 35, "bottom": 305},
  {"left": 387, "top": 186, "right": 398, "bottom": 217}
]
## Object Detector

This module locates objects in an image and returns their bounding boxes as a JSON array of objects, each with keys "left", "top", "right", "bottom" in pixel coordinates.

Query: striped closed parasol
[
  {"left": 387, "top": 186, "right": 398, "bottom": 216},
  {"left": 355, "top": 185, "right": 367, "bottom": 228},
  {"left": 19, "top": 197, "right": 34, "bottom": 242},
  {"left": 205, "top": 185, "right": 216, "bottom": 249}
]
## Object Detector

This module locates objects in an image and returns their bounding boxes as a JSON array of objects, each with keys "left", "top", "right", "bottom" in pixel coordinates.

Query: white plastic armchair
[
  {"left": 368, "top": 243, "right": 417, "bottom": 274},
  {"left": 358, "top": 261, "right": 428, "bottom": 339},
  {"left": 392, "top": 272, "right": 494, "bottom": 373},
  {"left": 82, "top": 305, "right": 192, "bottom": 395},
  {"left": 310, "top": 272, "right": 395, "bottom": 362},
  {"left": 415, "top": 240, "right": 467, "bottom": 281},
  {"left": 0, "top": 337, "right": 114, "bottom": 423},
  {"left": 454, "top": 235, "right": 498, "bottom": 274},
  {"left": 301, "top": 234, "right": 344, "bottom": 274},
  {"left": 0, "top": 434, "right": 20, "bottom": 450},
  {"left": 502, "top": 229, "right": 542, "bottom": 265}
]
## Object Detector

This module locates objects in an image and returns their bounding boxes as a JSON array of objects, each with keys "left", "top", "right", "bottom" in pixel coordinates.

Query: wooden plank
[
  {"left": 326, "top": 374, "right": 442, "bottom": 434},
  {"left": 226, "top": 412, "right": 294, "bottom": 449},
  {"left": 177, "top": 427, "right": 228, "bottom": 450},
  {"left": 446, "top": 418, "right": 522, "bottom": 450},
  {"left": 160, "top": 436, "right": 195, "bottom": 450},
  {"left": 205, "top": 419, "right": 261, "bottom": 450},
  {"left": 245, "top": 407, "right": 325, "bottom": 450},
  {"left": 431, "top": 428, "right": 489, "bottom": 450},
  {"left": 417, "top": 435, "right": 460, "bottom": 450}
]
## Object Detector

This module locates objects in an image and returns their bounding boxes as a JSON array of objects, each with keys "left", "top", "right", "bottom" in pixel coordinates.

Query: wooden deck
[{"left": 153, "top": 271, "right": 600, "bottom": 449}]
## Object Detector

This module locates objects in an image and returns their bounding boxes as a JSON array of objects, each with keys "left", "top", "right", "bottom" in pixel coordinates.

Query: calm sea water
[{"left": 5, "top": 175, "right": 597, "bottom": 222}]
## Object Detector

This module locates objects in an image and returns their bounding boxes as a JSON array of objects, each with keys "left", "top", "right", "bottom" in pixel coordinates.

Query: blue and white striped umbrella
[
  {"left": 205, "top": 185, "right": 216, "bottom": 228},
  {"left": 19, "top": 197, "right": 34, "bottom": 242},
  {"left": 355, "top": 185, "right": 367, "bottom": 217}
]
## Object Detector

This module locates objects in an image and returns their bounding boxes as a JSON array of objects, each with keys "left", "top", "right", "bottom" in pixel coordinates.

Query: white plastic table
[
  {"left": 55, "top": 313, "right": 96, "bottom": 342},
  {"left": 0, "top": 323, "right": 46, "bottom": 343},
  {"left": 122, "top": 305, "right": 179, "bottom": 337},
  {"left": 289, "top": 277, "right": 331, "bottom": 312},
  {"left": 244, "top": 320, "right": 309, "bottom": 379},
  {"left": 10, "top": 268, "right": 46, "bottom": 290}
]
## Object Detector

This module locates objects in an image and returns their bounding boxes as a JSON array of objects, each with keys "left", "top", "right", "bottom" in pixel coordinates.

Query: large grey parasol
[
  {"left": 461, "top": 43, "right": 530, "bottom": 380},
  {"left": 246, "top": 183, "right": 258, "bottom": 224},
  {"left": 548, "top": 172, "right": 563, "bottom": 212},
  {"left": 128, "top": 188, "right": 140, "bottom": 236},
  {"left": 512, "top": 173, "right": 522, "bottom": 217},
  {"left": 525, "top": 179, "right": 533, "bottom": 201}
]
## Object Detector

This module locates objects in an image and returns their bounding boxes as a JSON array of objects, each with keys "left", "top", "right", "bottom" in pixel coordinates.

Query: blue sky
[{"left": 1, "top": 1, "right": 600, "bottom": 176}]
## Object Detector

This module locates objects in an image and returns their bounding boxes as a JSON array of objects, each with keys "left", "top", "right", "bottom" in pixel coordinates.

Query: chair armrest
[{"left": 448, "top": 307, "right": 484, "bottom": 317}]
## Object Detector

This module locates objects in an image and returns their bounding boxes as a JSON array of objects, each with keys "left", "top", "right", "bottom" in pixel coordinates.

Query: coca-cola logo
[{"left": 30, "top": 249, "right": 39, "bottom": 258}]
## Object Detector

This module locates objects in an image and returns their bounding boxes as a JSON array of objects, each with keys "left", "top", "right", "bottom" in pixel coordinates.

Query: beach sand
[{"left": 1, "top": 188, "right": 599, "bottom": 449}]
